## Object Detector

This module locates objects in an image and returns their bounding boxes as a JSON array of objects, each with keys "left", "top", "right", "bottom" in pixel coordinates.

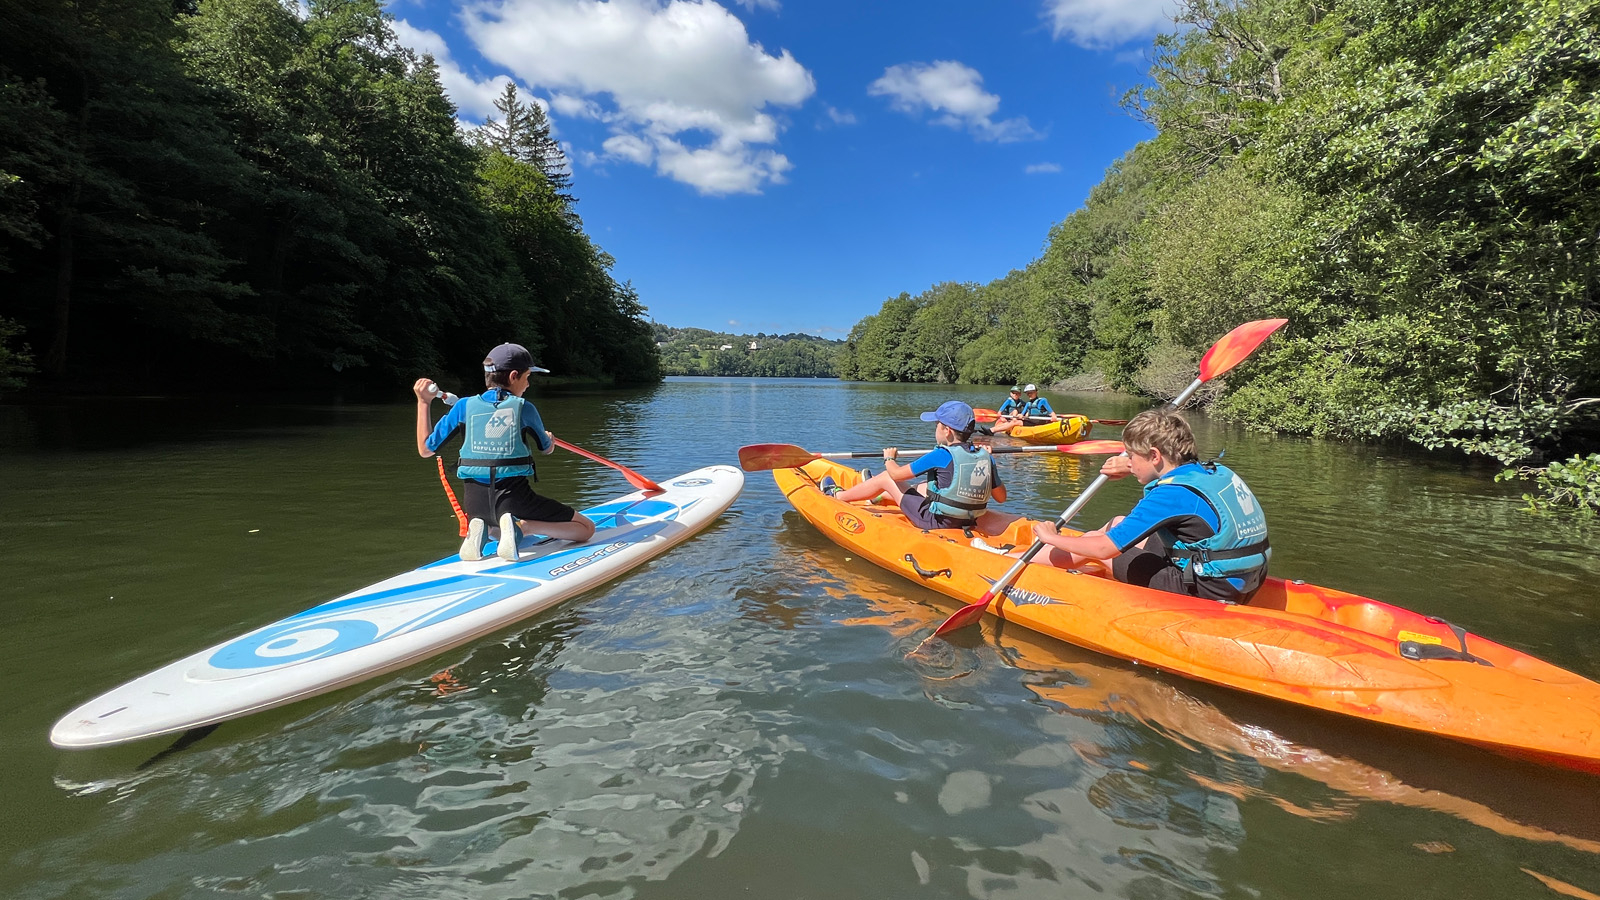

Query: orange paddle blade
[
  {"left": 1199, "top": 318, "right": 1288, "bottom": 382},
  {"left": 738, "top": 443, "right": 818, "bottom": 471},
  {"left": 932, "top": 597, "right": 993, "bottom": 636},
  {"left": 1060, "top": 439, "right": 1125, "bottom": 455},
  {"left": 552, "top": 437, "right": 663, "bottom": 493},
  {"left": 974, "top": 408, "right": 1002, "bottom": 422}
]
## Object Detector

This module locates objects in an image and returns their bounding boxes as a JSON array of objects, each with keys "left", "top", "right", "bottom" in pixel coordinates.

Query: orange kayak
[
  {"left": 1006, "top": 415, "right": 1091, "bottom": 445},
  {"left": 776, "top": 459, "right": 1600, "bottom": 775}
]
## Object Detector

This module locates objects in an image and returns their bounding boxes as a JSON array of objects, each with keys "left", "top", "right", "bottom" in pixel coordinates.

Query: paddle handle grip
[{"left": 426, "top": 383, "right": 460, "bottom": 406}]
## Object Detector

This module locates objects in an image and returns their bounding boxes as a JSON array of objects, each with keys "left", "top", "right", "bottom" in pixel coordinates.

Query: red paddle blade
[
  {"left": 932, "top": 595, "right": 994, "bottom": 636},
  {"left": 1199, "top": 318, "right": 1288, "bottom": 382},
  {"left": 1058, "top": 439, "right": 1125, "bottom": 455},
  {"left": 552, "top": 437, "right": 664, "bottom": 492},
  {"left": 738, "top": 443, "right": 819, "bottom": 471},
  {"left": 973, "top": 408, "right": 1001, "bottom": 422}
]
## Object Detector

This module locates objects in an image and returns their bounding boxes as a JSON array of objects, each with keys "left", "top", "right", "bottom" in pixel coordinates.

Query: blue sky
[{"left": 390, "top": 0, "right": 1174, "bottom": 336}]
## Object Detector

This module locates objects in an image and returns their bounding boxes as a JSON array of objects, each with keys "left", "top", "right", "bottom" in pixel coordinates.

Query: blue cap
[
  {"left": 483, "top": 342, "right": 550, "bottom": 374},
  {"left": 920, "top": 400, "right": 975, "bottom": 431}
]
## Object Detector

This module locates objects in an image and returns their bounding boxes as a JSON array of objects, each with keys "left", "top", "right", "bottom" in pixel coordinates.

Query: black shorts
[
  {"left": 1112, "top": 533, "right": 1256, "bottom": 604},
  {"left": 463, "top": 479, "right": 577, "bottom": 524}
]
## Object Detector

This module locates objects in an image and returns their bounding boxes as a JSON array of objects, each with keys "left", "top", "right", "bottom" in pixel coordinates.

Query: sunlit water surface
[{"left": 1, "top": 377, "right": 1597, "bottom": 899}]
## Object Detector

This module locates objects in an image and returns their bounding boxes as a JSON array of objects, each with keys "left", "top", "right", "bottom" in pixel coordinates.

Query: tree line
[
  {"left": 840, "top": 0, "right": 1599, "bottom": 508},
  {"left": 0, "top": 0, "right": 658, "bottom": 394},
  {"left": 654, "top": 325, "right": 841, "bottom": 378}
]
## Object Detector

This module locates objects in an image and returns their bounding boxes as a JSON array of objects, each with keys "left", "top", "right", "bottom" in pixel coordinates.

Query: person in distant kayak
[
  {"left": 414, "top": 343, "right": 596, "bottom": 562},
  {"left": 1021, "top": 384, "right": 1058, "bottom": 420},
  {"left": 990, "top": 385, "right": 1027, "bottom": 435},
  {"left": 819, "top": 400, "right": 1007, "bottom": 531},
  {"left": 1030, "top": 408, "right": 1270, "bottom": 604}
]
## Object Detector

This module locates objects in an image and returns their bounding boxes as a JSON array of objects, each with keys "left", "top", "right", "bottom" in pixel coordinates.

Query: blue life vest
[
  {"left": 456, "top": 391, "right": 535, "bottom": 482},
  {"left": 1150, "top": 463, "right": 1270, "bottom": 583},
  {"left": 998, "top": 398, "right": 1024, "bottom": 416},
  {"left": 1024, "top": 397, "right": 1053, "bottom": 416},
  {"left": 926, "top": 444, "right": 994, "bottom": 521}
]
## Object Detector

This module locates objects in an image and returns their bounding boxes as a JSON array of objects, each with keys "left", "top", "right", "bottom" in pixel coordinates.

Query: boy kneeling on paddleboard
[
  {"left": 820, "top": 400, "right": 1008, "bottom": 530},
  {"left": 413, "top": 343, "right": 596, "bottom": 562},
  {"left": 1032, "top": 409, "right": 1270, "bottom": 604}
]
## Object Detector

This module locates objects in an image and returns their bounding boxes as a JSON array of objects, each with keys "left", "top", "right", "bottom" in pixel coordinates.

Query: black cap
[{"left": 483, "top": 343, "right": 549, "bottom": 374}]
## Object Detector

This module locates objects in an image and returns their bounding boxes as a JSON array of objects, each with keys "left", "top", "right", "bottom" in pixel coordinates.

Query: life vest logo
[
  {"left": 970, "top": 461, "right": 989, "bottom": 486},
  {"left": 484, "top": 409, "right": 515, "bottom": 439},
  {"left": 1230, "top": 473, "right": 1256, "bottom": 515},
  {"left": 835, "top": 512, "right": 865, "bottom": 534}
]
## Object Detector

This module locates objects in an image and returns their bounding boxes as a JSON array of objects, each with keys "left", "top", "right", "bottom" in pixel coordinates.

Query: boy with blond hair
[{"left": 1032, "top": 409, "right": 1270, "bottom": 603}]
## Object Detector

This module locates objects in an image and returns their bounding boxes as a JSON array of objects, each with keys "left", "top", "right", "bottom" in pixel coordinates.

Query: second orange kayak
[{"left": 775, "top": 459, "right": 1600, "bottom": 775}]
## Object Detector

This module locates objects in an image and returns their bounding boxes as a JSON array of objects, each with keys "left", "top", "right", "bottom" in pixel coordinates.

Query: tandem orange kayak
[
  {"left": 1006, "top": 415, "right": 1092, "bottom": 445},
  {"left": 775, "top": 459, "right": 1600, "bottom": 775}
]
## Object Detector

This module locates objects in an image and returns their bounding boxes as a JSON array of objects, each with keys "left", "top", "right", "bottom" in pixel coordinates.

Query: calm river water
[{"left": 2, "top": 377, "right": 1597, "bottom": 899}]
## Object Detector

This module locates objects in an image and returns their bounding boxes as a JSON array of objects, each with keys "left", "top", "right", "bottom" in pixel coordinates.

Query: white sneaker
[
  {"left": 497, "top": 512, "right": 519, "bottom": 561},
  {"left": 460, "top": 518, "right": 486, "bottom": 561}
]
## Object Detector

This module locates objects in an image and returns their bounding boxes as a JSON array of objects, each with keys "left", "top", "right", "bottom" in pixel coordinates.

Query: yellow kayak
[{"left": 1007, "top": 415, "right": 1091, "bottom": 445}]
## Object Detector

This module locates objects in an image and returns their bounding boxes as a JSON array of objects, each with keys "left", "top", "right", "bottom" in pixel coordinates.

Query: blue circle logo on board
[{"left": 672, "top": 478, "right": 712, "bottom": 487}]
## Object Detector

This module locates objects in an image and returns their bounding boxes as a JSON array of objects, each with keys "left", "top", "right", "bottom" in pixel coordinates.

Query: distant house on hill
[
  {"left": 719, "top": 343, "right": 733, "bottom": 350},
  {"left": 748, "top": 341, "right": 761, "bottom": 350}
]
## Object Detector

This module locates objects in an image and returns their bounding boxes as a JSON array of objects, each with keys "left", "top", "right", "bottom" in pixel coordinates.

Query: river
[{"left": 1, "top": 376, "right": 1597, "bottom": 899}]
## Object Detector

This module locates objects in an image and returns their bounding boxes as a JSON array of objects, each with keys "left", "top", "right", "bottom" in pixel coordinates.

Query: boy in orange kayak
[
  {"left": 414, "top": 342, "right": 596, "bottom": 561},
  {"left": 1031, "top": 409, "right": 1270, "bottom": 604},
  {"left": 820, "top": 400, "right": 1007, "bottom": 530}
]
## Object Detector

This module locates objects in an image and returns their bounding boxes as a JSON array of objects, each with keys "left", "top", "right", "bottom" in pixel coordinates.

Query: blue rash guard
[
  {"left": 907, "top": 446, "right": 1004, "bottom": 498},
  {"left": 998, "top": 398, "right": 1025, "bottom": 416},
  {"left": 1024, "top": 396, "right": 1054, "bottom": 416},
  {"left": 425, "top": 390, "right": 552, "bottom": 484},
  {"left": 1104, "top": 462, "right": 1266, "bottom": 601}
]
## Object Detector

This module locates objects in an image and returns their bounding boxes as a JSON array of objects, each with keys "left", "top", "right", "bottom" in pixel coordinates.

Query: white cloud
[
  {"left": 393, "top": 19, "right": 517, "bottom": 123},
  {"left": 1025, "top": 162, "right": 1062, "bottom": 174},
  {"left": 824, "top": 105, "right": 857, "bottom": 126},
  {"left": 463, "top": 0, "right": 816, "bottom": 195},
  {"left": 868, "top": 60, "right": 1039, "bottom": 143},
  {"left": 1042, "top": 0, "right": 1175, "bottom": 49},
  {"left": 728, "top": 319, "right": 739, "bottom": 325},
  {"left": 731, "top": 0, "right": 780, "bottom": 10}
]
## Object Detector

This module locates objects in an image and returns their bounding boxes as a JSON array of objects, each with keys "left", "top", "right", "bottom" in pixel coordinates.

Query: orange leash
[{"left": 436, "top": 457, "right": 468, "bottom": 537}]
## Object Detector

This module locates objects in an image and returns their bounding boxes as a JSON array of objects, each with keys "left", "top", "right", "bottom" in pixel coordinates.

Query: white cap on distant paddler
[{"left": 1024, "top": 383, "right": 1037, "bottom": 392}]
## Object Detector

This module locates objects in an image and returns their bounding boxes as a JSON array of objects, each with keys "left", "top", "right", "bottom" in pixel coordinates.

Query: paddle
[
  {"left": 739, "top": 439, "right": 1127, "bottom": 472},
  {"left": 975, "top": 408, "right": 1128, "bottom": 426},
  {"left": 924, "top": 318, "right": 1288, "bottom": 639},
  {"left": 428, "top": 384, "right": 664, "bottom": 493}
]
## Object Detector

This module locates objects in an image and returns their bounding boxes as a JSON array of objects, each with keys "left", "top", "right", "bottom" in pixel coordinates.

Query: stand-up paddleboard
[{"left": 51, "top": 465, "right": 744, "bottom": 749}]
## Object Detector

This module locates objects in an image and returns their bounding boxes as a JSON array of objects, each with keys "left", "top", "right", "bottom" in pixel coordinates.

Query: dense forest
[
  {"left": 653, "top": 325, "right": 841, "bottom": 378},
  {"left": 839, "top": 0, "right": 1599, "bottom": 509},
  {"left": 0, "top": 0, "right": 658, "bottom": 393}
]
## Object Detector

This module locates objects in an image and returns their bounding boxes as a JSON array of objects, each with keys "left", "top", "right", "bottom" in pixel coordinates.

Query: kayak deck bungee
[
  {"left": 51, "top": 465, "right": 744, "bottom": 749},
  {"left": 1006, "top": 415, "right": 1092, "bottom": 445},
  {"left": 776, "top": 460, "right": 1600, "bottom": 775}
]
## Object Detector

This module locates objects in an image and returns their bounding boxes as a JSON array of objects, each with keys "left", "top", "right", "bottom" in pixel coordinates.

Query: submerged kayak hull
[
  {"left": 777, "top": 460, "right": 1600, "bottom": 774},
  {"left": 1008, "top": 416, "right": 1091, "bottom": 445},
  {"left": 52, "top": 465, "right": 744, "bottom": 749}
]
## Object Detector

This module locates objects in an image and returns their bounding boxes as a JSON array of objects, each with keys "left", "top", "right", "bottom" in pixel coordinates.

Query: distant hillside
[{"left": 652, "top": 325, "right": 842, "bottom": 377}]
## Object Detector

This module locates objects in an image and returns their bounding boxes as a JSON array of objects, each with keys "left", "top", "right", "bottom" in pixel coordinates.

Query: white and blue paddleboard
[{"left": 51, "top": 465, "right": 744, "bottom": 749}]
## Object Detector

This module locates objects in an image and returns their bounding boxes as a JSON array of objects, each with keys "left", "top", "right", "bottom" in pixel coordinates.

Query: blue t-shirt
[
  {"left": 998, "top": 398, "right": 1025, "bottom": 416},
  {"left": 1104, "top": 463, "right": 1221, "bottom": 552},
  {"left": 1024, "top": 396, "right": 1054, "bottom": 416},
  {"left": 906, "top": 445, "right": 1004, "bottom": 493},
  {"left": 426, "top": 391, "right": 551, "bottom": 467}
]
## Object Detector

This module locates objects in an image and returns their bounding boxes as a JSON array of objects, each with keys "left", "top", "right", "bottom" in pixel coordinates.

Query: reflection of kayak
[
  {"left": 776, "top": 459, "right": 1600, "bottom": 774},
  {"left": 52, "top": 465, "right": 744, "bottom": 749},
  {"left": 1008, "top": 416, "right": 1091, "bottom": 445}
]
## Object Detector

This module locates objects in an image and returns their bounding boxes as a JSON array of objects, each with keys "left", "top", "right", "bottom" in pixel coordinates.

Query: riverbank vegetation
[
  {"left": 0, "top": 0, "right": 657, "bottom": 393},
  {"left": 839, "top": 0, "right": 1599, "bottom": 510},
  {"left": 653, "top": 326, "right": 841, "bottom": 378}
]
